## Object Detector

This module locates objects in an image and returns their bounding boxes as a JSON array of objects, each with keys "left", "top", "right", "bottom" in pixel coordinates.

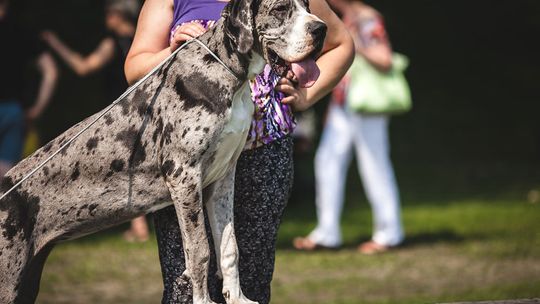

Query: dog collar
[{"left": 191, "top": 38, "right": 240, "bottom": 79}]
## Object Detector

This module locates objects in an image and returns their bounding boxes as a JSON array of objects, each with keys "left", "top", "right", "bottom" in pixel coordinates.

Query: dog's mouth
[{"left": 267, "top": 49, "right": 320, "bottom": 88}]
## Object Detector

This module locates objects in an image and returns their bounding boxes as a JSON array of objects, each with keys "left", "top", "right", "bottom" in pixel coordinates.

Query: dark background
[{"left": 10, "top": 0, "right": 540, "bottom": 197}]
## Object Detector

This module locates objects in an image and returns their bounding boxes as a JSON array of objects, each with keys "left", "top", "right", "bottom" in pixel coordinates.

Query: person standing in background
[
  {"left": 0, "top": 0, "right": 58, "bottom": 183},
  {"left": 294, "top": 0, "right": 405, "bottom": 254},
  {"left": 42, "top": 0, "right": 150, "bottom": 243}
]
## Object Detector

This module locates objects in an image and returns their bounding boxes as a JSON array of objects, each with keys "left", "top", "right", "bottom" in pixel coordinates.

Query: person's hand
[
  {"left": 41, "top": 31, "right": 61, "bottom": 47},
  {"left": 276, "top": 71, "right": 310, "bottom": 111},
  {"left": 25, "top": 106, "right": 43, "bottom": 122},
  {"left": 170, "top": 22, "right": 207, "bottom": 51}
]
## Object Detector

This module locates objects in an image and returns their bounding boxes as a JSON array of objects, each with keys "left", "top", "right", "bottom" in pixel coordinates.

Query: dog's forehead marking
[{"left": 282, "top": 0, "right": 322, "bottom": 57}]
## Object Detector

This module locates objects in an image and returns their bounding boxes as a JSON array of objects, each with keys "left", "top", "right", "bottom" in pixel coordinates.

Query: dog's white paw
[
  {"left": 234, "top": 297, "right": 258, "bottom": 304},
  {"left": 193, "top": 296, "right": 219, "bottom": 304},
  {"left": 194, "top": 297, "right": 219, "bottom": 304},
  {"left": 223, "top": 290, "right": 258, "bottom": 304}
]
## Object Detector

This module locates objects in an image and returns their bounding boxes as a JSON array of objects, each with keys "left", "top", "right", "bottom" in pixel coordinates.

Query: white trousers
[{"left": 308, "top": 105, "right": 404, "bottom": 247}]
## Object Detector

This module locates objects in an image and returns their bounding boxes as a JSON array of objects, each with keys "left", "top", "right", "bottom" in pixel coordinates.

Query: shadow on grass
[
  {"left": 276, "top": 229, "right": 491, "bottom": 251},
  {"left": 398, "top": 230, "right": 474, "bottom": 249}
]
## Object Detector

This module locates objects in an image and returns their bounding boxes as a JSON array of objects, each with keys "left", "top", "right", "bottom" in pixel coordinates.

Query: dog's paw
[
  {"left": 235, "top": 296, "right": 258, "bottom": 304},
  {"left": 193, "top": 296, "right": 219, "bottom": 304},
  {"left": 223, "top": 290, "right": 258, "bottom": 304}
]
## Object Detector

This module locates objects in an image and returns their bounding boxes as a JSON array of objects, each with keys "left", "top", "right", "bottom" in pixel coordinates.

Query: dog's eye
[{"left": 273, "top": 4, "right": 288, "bottom": 12}]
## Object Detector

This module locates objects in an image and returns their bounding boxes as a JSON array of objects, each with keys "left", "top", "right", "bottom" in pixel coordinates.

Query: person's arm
[
  {"left": 353, "top": 12, "right": 392, "bottom": 71},
  {"left": 358, "top": 43, "right": 392, "bottom": 71},
  {"left": 124, "top": 0, "right": 174, "bottom": 84},
  {"left": 125, "top": 0, "right": 207, "bottom": 84},
  {"left": 277, "top": 0, "right": 354, "bottom": 111},
  {"left": 42, "top": 31, "right": 115, "bottom": 76},
  {"left": 329, "top": 0, "right": 392, "bottom": 71},
  {"left": 26, "top": 52, "right": 58, "bottom": 120}
]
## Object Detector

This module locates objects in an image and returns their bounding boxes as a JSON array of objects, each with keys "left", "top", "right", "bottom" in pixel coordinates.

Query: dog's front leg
[
  {"left": 166, "top": 171, "right": 217, "bottom": 304},
  {"left": 206, "top": 168, "right": 258, "bottom": 304}
]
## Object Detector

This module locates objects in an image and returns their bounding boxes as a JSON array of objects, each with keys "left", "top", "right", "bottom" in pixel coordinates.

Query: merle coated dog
[{"left": 0, "top": 0, "right": 326, "bottom": 303}]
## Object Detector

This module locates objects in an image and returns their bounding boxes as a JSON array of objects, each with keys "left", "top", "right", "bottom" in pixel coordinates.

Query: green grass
[
  {"left": 273, "top": 199, "right": 540, "bottom": 304},
  {"left": 36, "top": 165, "right": 540, "bottom": 304}
]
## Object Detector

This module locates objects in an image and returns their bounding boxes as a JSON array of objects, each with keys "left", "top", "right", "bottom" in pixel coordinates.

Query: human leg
[
  {"left": 352, "top": 114, "right": 403, "bottom": 247},
  {"left": 123, "top": 216, "right": 150, "bottom": 242},
  {"left": 0, "top": 102, "right": 24, "bottom": 181},
  {"left": 232, "top": 136, "right": 293, "bottom": 304},
  {"left": 297, "top": 105, "right": 354, "bottom": 248}
]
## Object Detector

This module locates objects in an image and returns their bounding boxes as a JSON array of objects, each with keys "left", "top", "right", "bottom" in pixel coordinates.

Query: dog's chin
[
  {"left": 266, "top": 49, "right": 289, "bottom": 77},
  {"left": 265, "top": 49, "right": 320, "bottom": 88}
]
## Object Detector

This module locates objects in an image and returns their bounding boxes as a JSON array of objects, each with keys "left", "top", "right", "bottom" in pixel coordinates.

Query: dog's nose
[{"left": 308, "top": 21, "right": 327, "bottom": 40}]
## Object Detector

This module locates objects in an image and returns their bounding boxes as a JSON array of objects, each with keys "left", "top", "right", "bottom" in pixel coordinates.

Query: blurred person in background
[
  {"left": 124, "top": 0, "right": 353, "bottom": 302},
  {"left": 0, "top": 0, "right": 58, "bottom": 183},
  {"left": 42, "top": 0, "right": 150, "bottom": 243},
  {"left": 294, "top": 0, "right": 405, "bottom": 254}
]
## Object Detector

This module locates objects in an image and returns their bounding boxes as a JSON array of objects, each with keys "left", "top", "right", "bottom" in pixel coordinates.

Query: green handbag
[{"left": 346, "top": 53, "right": 412, "bottom": 114}]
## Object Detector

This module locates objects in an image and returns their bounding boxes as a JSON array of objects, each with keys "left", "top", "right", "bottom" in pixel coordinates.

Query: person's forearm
[
  {"left": 48, "top": 38, "right": 90, "bottom": 75},
  {"left": 358, "top": 46, "right": 392, "bottom": 72},
  {"left": 125, "top": 48, "right": 172, "bottom": 85},
  {"left": 31, "top": 53, "right": 58, "bottom": 118},
  {"left": 304, "top": 40, "right": 354, "bottom": 110},
  {"left": 327, "top": 0, "right": 348, "bottom": 16}
]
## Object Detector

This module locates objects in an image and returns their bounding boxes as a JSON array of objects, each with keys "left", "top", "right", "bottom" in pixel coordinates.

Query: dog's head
[{"left": 222, "top": 0, "right": 327, "bottom": 88}]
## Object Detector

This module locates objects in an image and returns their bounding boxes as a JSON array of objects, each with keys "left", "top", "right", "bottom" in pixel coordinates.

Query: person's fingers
[
  {"left": 41, "top": 31, "right": 57, "bottom": 42},
  {"left": 276, "top": 83, "right": 297, "bottom": 95},
  {"left": 172, "top": 27, "right": 204, "bottom": 47},
  {"left": 176, "top": 27, "right": 198, "bottom": 39},
  {"left": 171, "top": 23, "right": 208, "bottom": 50},
  {"left": 170, "top": 33, "right": 195, "bottom": 51},
  {"left": 25, "top": 108, "right": 39, "bottom": 121},
  {"left": 276, "top": 82, "right": 299, "bottom": 106},
  {"left": 276, "top": 78, "right": 299, "bottom": 93},
  {"left": 281, "top": 96, "right": 296, "bottom": 104},
  {"left": 278, "top": 77, "right": 296, "bottom": 86},
  {"left": 175, "top": 33, "right": 196, "bottom": 43},
  {"left": 285, "top": 70, "right": 298, "bottom": 83},
  {"left": 190, "top": 22, "right": 207, "bottom": 35},
  {"left": 180, "top": 23, "right": 206, "bottom": 37}
]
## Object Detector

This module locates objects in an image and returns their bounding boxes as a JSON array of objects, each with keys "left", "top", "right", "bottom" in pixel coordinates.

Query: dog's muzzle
[
  {"left": 288, "top": 21, "right": 327, "bottom": 88},
  {"left": 265, "top": 19, "right": 327, "bottom": 88}
]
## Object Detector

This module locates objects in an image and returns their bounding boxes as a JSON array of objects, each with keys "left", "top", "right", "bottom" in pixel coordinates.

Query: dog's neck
[{"left": 196, "top": 19, "right": 266, "bottom": 82}]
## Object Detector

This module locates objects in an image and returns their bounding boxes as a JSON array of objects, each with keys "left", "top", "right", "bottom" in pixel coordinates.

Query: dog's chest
[{"left": 203, "top": 82, "right": 253, "bottom": 186}]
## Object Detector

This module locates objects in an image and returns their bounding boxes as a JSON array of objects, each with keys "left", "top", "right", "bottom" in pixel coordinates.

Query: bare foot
[
  {"left": 292, "top": 237, "right": 338, "bottom": 251},
  {"left": 358, "top": 240, "right": 396, "bottom": 255}
]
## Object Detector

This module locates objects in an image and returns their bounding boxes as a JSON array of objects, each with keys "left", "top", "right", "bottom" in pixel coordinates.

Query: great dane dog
[{"left": 0, "top": 0, "right": 326, "bottom": 303}]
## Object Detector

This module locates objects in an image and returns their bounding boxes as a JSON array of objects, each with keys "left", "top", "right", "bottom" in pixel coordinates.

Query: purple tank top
[
  {"left": 171, "top": 0, "right": 296, "bottom": 150},
  {"left": 172, "top": 0, "right": 227, "bottom": 29}
]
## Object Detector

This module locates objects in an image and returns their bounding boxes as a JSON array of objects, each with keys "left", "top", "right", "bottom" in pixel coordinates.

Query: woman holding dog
[{"left": 125, "top": 0, "right": 354, "bottom": 302}]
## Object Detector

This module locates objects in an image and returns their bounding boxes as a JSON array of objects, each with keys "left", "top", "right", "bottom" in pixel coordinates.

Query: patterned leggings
[{"left": 153, "top": 136, "right": 294, "bottom": 304}]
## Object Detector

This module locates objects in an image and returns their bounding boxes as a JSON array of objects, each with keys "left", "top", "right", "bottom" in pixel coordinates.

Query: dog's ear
[{"left": 221, "top": 0, "right": 254, "bottom": 54}]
